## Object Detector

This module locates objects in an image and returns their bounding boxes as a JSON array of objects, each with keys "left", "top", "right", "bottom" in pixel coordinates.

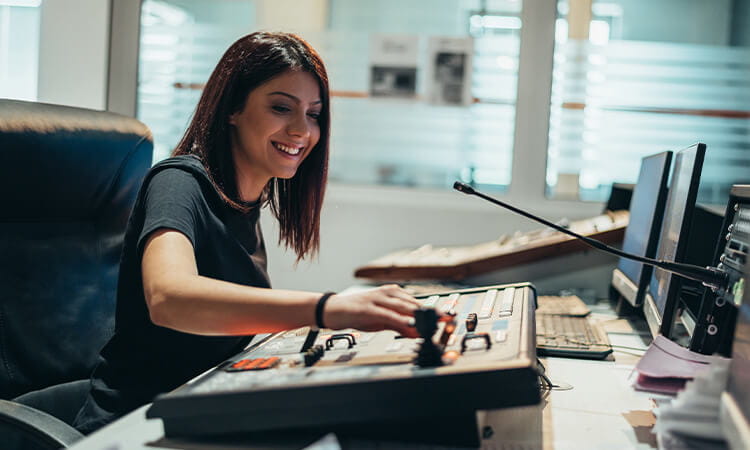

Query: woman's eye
[
  {"left": 307, "top": 112, "right": 321, "bottom": 121},
  {"left": 272, "top": 105, "right": 291, "bottom": 113}
]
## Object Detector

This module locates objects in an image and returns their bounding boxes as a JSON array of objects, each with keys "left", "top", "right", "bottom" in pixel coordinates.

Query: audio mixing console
[{"left": 147, "top": 283, "right": 540, "bottom": 446}]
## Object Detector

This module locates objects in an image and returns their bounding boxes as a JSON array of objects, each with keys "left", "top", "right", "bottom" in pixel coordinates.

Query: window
[
  {"left": 312, "top": 0, "right": 522, "bottom": 191},
  {"left": 137, "top": 1, "right": 748, "bottom": 204},
  {"left": 0, "top": 0, "right": 41, "bottom": 101},
  {"left": 137, "top": 0, "right": 523, "bottom": 192},
  {"left": 137, "top": 0, "right": 256, "bottom": 162},
  {"left": 547, "top": 0, "right": 750, "bottom": 204}
]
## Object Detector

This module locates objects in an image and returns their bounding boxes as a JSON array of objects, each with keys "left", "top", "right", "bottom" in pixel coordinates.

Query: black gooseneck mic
[{"left": 453, "top": 181, "right": 728, "bottom": 291}]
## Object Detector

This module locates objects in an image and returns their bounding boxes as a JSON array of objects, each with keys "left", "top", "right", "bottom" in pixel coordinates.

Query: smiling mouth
[{"left": 272, "top": 142, "right": 303, "bottom": 156}]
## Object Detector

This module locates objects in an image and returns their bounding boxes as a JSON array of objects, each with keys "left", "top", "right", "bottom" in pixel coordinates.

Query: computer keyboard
[
  {"left": 536, "top": 314, "right": 613, "bottom": 359},
  {"left": 536, "top": 295, "right": 591, "bottom": 317}
]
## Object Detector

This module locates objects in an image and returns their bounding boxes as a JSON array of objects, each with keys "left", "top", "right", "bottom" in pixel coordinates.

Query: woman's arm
[{"left": 142, "top": 228, "right": 419, "bottom": 337}]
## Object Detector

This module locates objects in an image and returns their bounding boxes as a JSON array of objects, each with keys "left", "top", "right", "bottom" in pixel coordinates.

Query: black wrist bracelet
[{"left": 315, "top": 292, "right": 336, "bottom": 330}]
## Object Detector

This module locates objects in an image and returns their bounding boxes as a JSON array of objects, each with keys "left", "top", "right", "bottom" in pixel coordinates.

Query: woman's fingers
[
  {"left": 325, "top": 285, "right": 442, "bottom": 336},
  {"left": 371, "top": 307, "right": 419, "bottom": 338},
  {"left": 380, "top": 284, "right": 421, "bottom": 307},
  {"left": 373, "top": 294, "right": 418, "bottom": 316}
]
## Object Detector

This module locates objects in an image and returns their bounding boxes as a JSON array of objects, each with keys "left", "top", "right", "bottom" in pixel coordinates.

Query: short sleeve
[{"left": 137, "top": 168, "right": 203, "bottom": 255}]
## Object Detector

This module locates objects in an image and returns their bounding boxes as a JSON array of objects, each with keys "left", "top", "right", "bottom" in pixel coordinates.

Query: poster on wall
[
  {"left": 426, "top": 36, "right": 474, "bottom": 106},
  {"left": 369, "top": 34, "right": 419, "bottom": 98}
]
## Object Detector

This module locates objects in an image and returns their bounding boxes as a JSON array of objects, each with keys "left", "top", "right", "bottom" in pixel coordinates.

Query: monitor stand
[{"left": 611, "top": 268, "right": 640, "bottom": 317}]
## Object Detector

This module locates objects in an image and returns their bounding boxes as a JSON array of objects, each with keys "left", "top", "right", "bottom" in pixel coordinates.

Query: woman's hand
[{"left": 323, "top": 284, "right": 421, "bottom": 338}]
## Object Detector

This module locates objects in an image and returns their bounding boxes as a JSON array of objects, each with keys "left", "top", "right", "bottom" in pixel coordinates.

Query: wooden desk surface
[{"left": 69, "top": 306, "right": 659, "bottom": 450}]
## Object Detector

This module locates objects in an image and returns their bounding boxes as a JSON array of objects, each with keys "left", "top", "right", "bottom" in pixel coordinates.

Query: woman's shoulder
[
  {"left": 150, "top": 154, "right": 206, "bottom": 177},
  {"left": 145, "top": 155, "right": 216, "bottom": 199},
  {"left": 148, "top": 155, "right": 212, "bottom": 184}
]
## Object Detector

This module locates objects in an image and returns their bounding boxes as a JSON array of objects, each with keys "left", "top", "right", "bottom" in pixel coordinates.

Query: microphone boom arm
[{"left": 453, "top": 181, "right": 727, "bottom": 290}]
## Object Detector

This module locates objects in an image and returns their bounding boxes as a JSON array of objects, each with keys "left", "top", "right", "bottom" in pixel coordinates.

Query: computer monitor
[
  {"left": 611, "top": 151, "right": 672, "bottom": 307},
  {"left": 720, "top": 266, "right": 750, "bottom": 449},
  {"left": 605, "top": 182, "right": 634, "bottom": 212},
  {"left": 643, "top": 143, "right": 706, "bottom": 339}
]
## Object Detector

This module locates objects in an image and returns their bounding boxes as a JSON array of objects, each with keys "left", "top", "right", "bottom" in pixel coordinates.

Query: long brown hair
[{"left": 173, "top": 32, "right": 330, "bottom": 261}]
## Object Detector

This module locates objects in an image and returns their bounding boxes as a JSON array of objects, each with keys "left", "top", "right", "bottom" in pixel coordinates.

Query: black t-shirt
[{"left": 74, "top": 155, "right": 271, "bottom": 433}]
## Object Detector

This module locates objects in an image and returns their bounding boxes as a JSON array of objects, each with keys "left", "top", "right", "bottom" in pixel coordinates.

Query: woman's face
[{"left": 229, "top": 70, "right": 322, "bottom": 192}]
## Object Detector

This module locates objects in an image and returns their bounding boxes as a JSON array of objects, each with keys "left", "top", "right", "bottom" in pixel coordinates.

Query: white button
[
  {"left": 423, "top": 295, "right": 439, "bottom": 308},
  {"left": 386, "top": 341, "right": 403, "bottom": 352},
  {"left": 478, "top": 289, "right": 498, "bottom": 319},
  {"left": 499, "top": 287, "right": 515, "bottom": 314}
]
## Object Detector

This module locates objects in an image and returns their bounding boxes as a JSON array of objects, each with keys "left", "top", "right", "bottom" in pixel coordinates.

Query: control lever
[
  {"left": 303, "top": 345, "right": 324, "bottom": 367},
  {"left": 414, "top": 308, "right": 444, "bottom": 367}
]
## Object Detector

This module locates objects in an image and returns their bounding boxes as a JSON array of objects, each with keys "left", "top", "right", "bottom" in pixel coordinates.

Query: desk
[{"left": 69, "top": 306, "right": 661, "bottom": 450}]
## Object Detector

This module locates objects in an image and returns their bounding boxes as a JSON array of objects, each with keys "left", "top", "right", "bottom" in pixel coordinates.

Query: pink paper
[
  {"left": 635, "top": 336, "right": 727, "bottom": 379},
  {"left": 633, "top": 373, "right": 686, "bottom": 395}
]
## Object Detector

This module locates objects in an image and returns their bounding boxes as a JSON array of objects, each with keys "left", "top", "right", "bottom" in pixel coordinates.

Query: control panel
[{"left": 147, "top": 283, "right": 540, "bottom": 446}]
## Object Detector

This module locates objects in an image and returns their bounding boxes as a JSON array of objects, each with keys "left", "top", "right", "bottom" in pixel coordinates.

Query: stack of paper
[
  {"left": 652, "top": 357, "right": 731, "bottom": 444},
  {"left": 633, "top": 335, "right": 729, "bottom": 395}
]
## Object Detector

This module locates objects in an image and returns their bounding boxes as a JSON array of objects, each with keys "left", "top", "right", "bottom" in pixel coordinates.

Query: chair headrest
[{"left": 0, "top": 99, "right": 153, "bottom": 225}]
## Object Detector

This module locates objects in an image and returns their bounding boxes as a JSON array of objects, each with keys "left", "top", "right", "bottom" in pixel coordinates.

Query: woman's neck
[
  {"left": 235, "top": 170, "right": 267, "bottom": 203},
  {"left": 230, "top": 149, "right": 269, "bottom": 203}
]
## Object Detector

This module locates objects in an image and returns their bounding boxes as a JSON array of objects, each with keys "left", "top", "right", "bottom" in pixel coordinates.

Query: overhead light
[
  {"left": 0, "top": 0, "right": 42, "bottom": 7},
  {"left": 469, "top": 14, "right": 522, "bottom": 31}
]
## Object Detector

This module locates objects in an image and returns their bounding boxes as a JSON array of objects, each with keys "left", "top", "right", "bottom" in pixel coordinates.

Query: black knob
[
  {"left": 465, "top": 313, "right": 478, "bottom": 332},
  {"left": 414, "top": 308, "right": 439, "bottom": 339},
  {"left": 304, "top": 345, "right": 325, "bottom": 367},
  {"left": 414, "top": 308, "right": 444, "bottom": 367}
]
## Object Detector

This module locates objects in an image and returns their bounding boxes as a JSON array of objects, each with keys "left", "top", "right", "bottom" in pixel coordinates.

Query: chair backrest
[{"left": 0, "top": 99, "right": 153, "bottom": 399}]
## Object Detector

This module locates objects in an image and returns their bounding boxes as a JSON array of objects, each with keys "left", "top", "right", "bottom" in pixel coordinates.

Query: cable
[
  {"left": 539, "top": 335, "right": 648, "bottom": 353},
  {"left": 535, "top": 358, "right": 557, "bottom": 390},
  {"left": 453, "top": 181, "right": 728, "bottom": 290}
]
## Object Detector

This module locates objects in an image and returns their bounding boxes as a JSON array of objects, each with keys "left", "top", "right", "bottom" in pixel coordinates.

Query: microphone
[{"left": 453, "top": 181, "right": 728, "bottom": 291}]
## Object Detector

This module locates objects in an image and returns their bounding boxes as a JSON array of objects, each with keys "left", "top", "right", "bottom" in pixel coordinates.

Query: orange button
[{"left": 258, "top": 357, "right": 280, "bottom": 369}]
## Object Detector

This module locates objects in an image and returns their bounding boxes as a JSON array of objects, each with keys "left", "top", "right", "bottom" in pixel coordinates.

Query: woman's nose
[{"left": 287, "top": 112, "right": 311, "bottom": 137}]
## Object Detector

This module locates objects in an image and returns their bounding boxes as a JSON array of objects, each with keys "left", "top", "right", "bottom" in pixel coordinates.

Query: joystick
[{"left": 414, "top": 308, "right": 444, "bottom": 367}]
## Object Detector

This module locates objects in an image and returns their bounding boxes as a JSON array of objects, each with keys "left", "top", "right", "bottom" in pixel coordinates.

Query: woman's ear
[{"left": 228, "top": 113, "right": 237, "bottom": 126}]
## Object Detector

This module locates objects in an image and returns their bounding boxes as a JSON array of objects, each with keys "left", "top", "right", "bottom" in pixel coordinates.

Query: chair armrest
[{"left": 0, "top": 399, "right": 83, "bottom": 449}]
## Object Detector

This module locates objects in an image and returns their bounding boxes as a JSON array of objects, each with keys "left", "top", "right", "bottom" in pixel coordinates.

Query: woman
[{"left": 73, "top": 31, "right": 419, "bottom": 434}]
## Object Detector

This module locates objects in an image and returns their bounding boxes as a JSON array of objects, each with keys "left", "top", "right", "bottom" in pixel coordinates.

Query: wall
[
  {"left": 108, "top": 0, "right": 142, "bottom": 116},
  {"left": 614, "top": 0, "right": 733, "bottom": 45},
  {"left": 37, "top": 0, "right": 110, "bottom": 110},
  {"left": 731, "top": 0, "right": 750, "bottom": 46},
  {"left": 256, "top": 0, "right": 328, "bottom": 32}
]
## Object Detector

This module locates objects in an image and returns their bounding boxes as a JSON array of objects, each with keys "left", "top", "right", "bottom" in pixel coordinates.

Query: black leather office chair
[{"left": 0, "top": 99, "right": 153, "bottom": 448}]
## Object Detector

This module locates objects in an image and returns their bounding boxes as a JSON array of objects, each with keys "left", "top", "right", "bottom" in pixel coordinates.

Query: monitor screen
[
  {"left": 644, "top": 143, "right": 706, "bottom": 338},
  {"left": 614, "top": 151, "right": 672, "bottom": 306}
]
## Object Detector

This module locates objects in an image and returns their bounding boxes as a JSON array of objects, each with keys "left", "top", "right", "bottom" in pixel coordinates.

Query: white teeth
[{"left": 274, "top": 142, "right": 301, "bottom": 155}]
